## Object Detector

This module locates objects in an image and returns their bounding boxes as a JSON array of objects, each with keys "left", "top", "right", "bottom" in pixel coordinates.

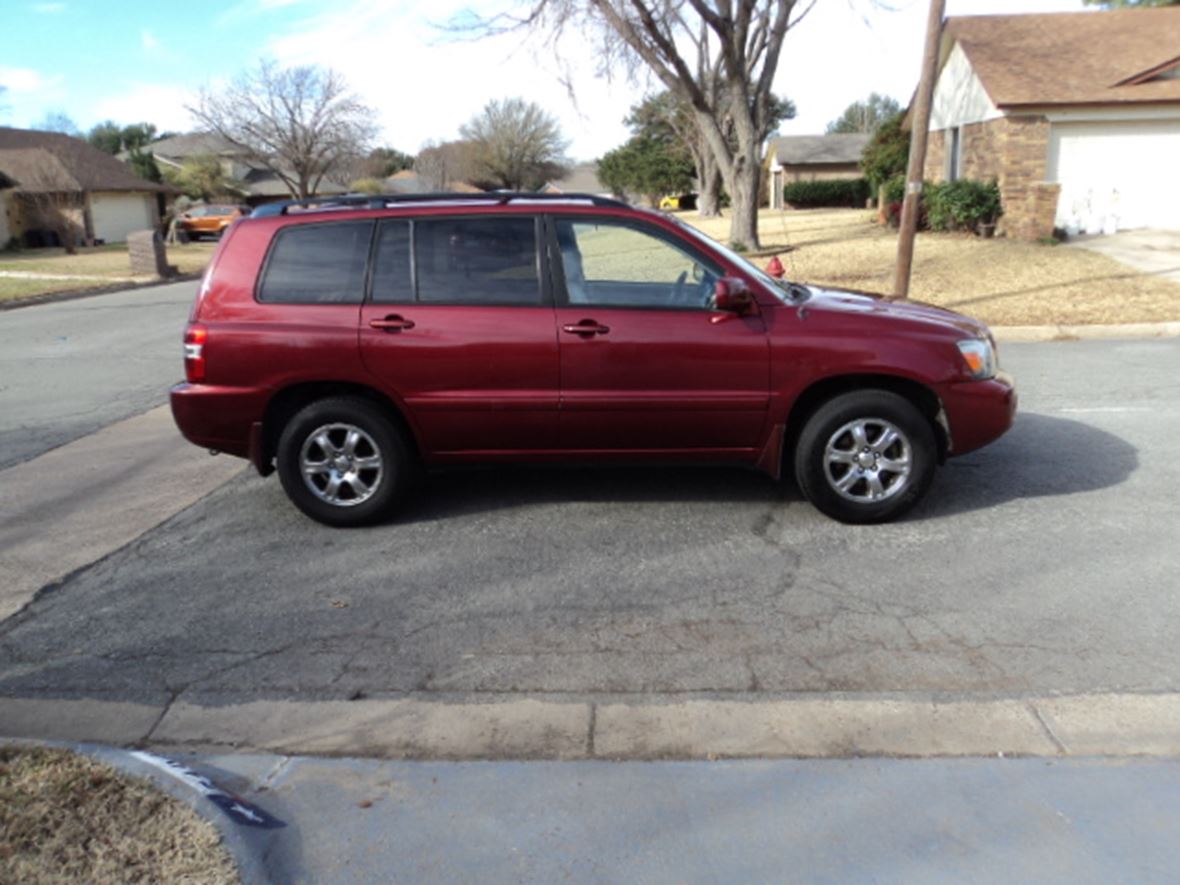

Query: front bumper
[{"left": 939, "top": 370, "right": 1017, "bottom": 456}]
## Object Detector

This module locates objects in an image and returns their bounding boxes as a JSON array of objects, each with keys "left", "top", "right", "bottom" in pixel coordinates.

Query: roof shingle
[
  {"left": 768, "top": 133, "right": 872, "bottom": 166},
  {"left": 945, "top": 8, "right": 1180, "bottom": 108},
  {"left": 0, "top": 127, "right": 169, "bottom": 193}
]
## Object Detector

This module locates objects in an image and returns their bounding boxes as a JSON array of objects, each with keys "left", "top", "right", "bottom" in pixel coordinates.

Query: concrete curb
[
  {"left": 0, "top": 273, "right": 202, "bottom": 311},
  {"left": 992, "top": 321, "right": 1180, "bottom": 342},
  {"left": 1, "top": 738, "right": 275, "bottom": 885},
  {"left": 4, "top": 693, "right": 1180, "bottom": 760}
]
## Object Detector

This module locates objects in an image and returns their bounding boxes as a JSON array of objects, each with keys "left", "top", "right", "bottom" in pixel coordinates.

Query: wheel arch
[
  {"left": 257, "top": 381, "right": 420, "bottom": 476},
  {"left": 783, "top": 373, "right": 949, "bottom": 478}
]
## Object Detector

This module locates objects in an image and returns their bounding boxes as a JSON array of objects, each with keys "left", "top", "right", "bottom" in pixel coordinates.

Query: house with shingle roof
[
  {"left": 144, "top": 131, "right": 349, "bottom": 206},
  {"left": 764, "top": 134, "right": 873, "bottom": 210},
  {"left": 0, "top": 127, "right": 171, "bottom": 246},
  {"left": 923, "top": 7, "right": 1180, "bottom": 238}
]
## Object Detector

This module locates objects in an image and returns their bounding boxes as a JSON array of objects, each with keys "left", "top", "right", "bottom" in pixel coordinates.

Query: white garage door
[
  {"left": 1049, "top": 120, "right": 1180, "bottom": 232},
  {"left": 89, "top": 192, "right": 155, "bottom": 243}
]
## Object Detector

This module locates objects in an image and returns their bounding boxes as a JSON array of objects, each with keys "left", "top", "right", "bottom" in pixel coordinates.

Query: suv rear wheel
[
  {"left": 794, "top": 390, "right": 936, "bottom": 524},
  {"left": 276, "top": 397, "right": 412, "bottom": 527}
]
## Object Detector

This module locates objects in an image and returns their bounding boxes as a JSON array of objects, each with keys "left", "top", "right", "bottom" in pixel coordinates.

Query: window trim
[
  {"left": 544, "top": 214, "right": 725, "bottom": 313},
  {"left": 367, "top": 214, "right": 551, "bottom": 308},
  {"left": 255, "top": 218, "right": 377, "bottom": 306}
]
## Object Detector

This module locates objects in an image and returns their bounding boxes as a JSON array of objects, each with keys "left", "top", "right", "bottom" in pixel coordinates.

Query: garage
[
  {"left": 1049, "top": 119, "right": 1180, "bottom": 233},
  {"left": 88, "top": 191, "right": 157, "bottom": 244}
]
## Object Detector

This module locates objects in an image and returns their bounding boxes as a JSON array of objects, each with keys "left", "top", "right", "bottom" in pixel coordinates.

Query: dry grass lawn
[
  {"left": 0, "top": 746, "right": 238, "bottom": 884},
  {"left": 682, "top": 208, "right": 1180, "bottom": 326},
  {"left": 0, "top": 241, "right": 215, "bottom": 304}
]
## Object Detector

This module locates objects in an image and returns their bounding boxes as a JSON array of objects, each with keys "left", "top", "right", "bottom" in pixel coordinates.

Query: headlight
[{"left": 957, "top": 338, "right": 996, "bottom": 380}]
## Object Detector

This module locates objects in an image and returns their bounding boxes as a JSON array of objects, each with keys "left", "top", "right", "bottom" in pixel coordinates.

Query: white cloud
[
  {"left": 87, "top": 83, "right": 197, "bottom": 131},
  {"left": 31, "top": 2, "right": 65, "bottom": 13},
  {"left": 0, "top": 65, "right": 54, "bottom": 93},
  {"left": 141, "top": 29, "right": 160, "bottom": 52}
]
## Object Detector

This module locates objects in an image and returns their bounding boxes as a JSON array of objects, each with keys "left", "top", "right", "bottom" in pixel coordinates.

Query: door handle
[
  {"left": 369, "top": 315, "right": 415, "bottom": 332},
  {"left": 561, "top": 320, "right": 610, "bottom": 337}
]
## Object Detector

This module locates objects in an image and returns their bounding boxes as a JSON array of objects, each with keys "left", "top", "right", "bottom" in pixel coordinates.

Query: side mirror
[{"left": 713, "top": 277, "right": 753, "bottom": 314}]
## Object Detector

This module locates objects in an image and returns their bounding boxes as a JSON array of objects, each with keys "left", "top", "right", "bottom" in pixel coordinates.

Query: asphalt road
[
  {"left": 1, "top": 329, "right": 1178, "bottom": 708},
  {"left": 0, "top": 281, "right": 198, "bottom": 469}
]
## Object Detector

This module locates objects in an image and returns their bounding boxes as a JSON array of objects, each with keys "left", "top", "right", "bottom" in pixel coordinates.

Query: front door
[
  {"left": 551, "top": 216, "right": 770, "bottom": 453},
  {"left": 359, "top": 215, "right": 560, "bottom": 456}
]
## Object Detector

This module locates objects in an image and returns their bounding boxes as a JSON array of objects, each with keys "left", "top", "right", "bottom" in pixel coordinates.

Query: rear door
[
  {"left": 359, "top": 214, "right": 560, "bottom": 457},
  {"left": 550, "top": 215, "right": 770, "bottom": 453}
]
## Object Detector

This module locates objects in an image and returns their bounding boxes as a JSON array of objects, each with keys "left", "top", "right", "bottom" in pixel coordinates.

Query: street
[{"left": 1, "top": 287, "right": 1178, "bottom": 723}]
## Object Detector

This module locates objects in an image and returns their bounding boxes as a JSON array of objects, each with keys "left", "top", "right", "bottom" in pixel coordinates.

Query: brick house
[
  {"left": 765, "top": 134, "right": 871, "bottom": 209},
  {"left": 924, "top": 8, "right": 1180, "bottom": 239}
]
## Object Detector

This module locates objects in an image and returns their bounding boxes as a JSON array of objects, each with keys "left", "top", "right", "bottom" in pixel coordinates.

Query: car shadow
[
  {"left": 392, "top": 412, "right": 1136, "bottom": 524},
  {"left": 398, "top": 463, "right": 790, "bottom": 525},
  {"left": 915, "top": 411, "right": 1138, "bottom": 519}
]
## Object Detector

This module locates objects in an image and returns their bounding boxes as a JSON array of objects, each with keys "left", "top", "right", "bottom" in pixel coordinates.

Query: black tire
[
  {"left": 276, "top": 397, "right": 413, "bottom": 527},
  {"left": 793, "top": 390, "right": 936, "bottom": 524}
]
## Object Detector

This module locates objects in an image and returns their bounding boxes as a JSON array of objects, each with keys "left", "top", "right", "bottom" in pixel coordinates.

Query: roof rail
[{"left": 250, "top": 191, "right": 631, "bottom": 218}]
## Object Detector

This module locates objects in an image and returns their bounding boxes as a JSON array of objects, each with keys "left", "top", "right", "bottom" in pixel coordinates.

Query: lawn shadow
[
  {"left": 943, "top": 267, "right": 1180, "bottom": 310},
  {"left": 915, "top": 412, "right": 1137, "bottom": 519}
]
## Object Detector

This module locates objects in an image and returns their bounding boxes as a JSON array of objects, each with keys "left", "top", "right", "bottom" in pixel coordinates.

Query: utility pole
[{"left": 893, "top": 0, "right": 946, "bottom": 299}]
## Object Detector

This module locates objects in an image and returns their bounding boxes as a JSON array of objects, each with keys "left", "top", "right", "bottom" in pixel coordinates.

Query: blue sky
[{"left": 1, "top": 0, "right": 1087, "bottom": 161}]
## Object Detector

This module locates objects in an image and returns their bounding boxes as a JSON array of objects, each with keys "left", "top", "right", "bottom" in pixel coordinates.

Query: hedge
[{"left": 782, "top": 178, "right": 871, "bottom": 208}]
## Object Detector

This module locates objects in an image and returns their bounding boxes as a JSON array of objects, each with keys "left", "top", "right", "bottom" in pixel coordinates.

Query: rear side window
[
  {"left": 258, "top": 220, "right": 374, "bottom": 304},
  {"left": 416, "top": 217, "right": 540, "bottom": 305}
]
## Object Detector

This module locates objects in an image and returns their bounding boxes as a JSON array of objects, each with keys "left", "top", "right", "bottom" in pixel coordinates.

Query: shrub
[
  {"left": 861, "top": 112, "right": 910, "bottom": 192},
  {"left": 883, "top": 174, "right": 907, "bottom": 205},
  {"left": 782, "top": 178, "right": 871, "bottom": 209},
  {"left": 924, "top": 179, "right": 1002, "bottom": 233}
]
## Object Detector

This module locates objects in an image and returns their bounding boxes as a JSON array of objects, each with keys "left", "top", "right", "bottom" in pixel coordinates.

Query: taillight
[{"left": 184, "top": 323, "right": 207, "bottom": 383}]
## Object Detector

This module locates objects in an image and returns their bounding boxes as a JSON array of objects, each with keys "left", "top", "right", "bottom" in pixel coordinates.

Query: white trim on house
[
  {"left": 1032, "top": 105, "right": 1180, "bottom": 124},
  {"left": 930, "top": 43, "right": 1003, "bottom": 130}
]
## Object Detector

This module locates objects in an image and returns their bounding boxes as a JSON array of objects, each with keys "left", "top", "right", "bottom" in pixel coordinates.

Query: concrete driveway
[{"left": 1070, "top": 228, "right": 1180, "bottom": 283}]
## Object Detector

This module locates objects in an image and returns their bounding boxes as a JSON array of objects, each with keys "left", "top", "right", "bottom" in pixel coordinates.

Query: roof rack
[{"left": 250, "top": 191, "right": 631, "bottom": 218}]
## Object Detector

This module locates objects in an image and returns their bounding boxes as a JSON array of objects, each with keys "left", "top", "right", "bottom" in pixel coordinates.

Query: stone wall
[{"left": 924, "top": 115, "right": 1057, "bottom": 240}]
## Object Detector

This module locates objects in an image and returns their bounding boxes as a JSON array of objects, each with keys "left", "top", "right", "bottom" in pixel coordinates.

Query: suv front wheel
[
  {"left": 794, "top": 390, "right": 936, "bottom": 524},
  {"left": 276, "top": 397, "right": 412, "bottom": 527}
]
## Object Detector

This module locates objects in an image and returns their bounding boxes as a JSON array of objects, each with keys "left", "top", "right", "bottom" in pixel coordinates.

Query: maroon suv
[{"left": 171, "top": 193, "right": 1016, "bottom": 526}]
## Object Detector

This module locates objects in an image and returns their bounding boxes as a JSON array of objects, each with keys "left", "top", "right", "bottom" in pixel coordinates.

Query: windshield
[{"left": 669, "top": 217, "right": 806, "bottom": 304}]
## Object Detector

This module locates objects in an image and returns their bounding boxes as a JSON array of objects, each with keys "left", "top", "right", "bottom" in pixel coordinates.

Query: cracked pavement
[{"left": 1, "top": 338, "right": 1178, "bottom": 720}]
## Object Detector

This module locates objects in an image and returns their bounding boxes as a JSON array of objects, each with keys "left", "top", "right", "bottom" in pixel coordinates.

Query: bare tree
[
  {"left": 414, "top": 140, "right": 479, "bottom": 191},
  {"left": 189, "top": 61, "right": 378, "bottom": 199},
  {"left": 15, "top": 166, "right": 86, "bottom": 254},
  {"left": 460, "top": 2, "right": 814, "bottom": 248},
  {"left": 459, "top": 98, "right": 569, "bottom": 191}
]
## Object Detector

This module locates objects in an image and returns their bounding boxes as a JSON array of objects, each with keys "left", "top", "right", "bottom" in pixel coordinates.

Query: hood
[{"left": 797, "top": 285, "right": 989, "bottom": 339}]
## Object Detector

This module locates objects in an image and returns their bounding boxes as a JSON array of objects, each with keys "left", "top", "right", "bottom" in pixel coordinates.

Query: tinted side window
[
  {"left": 415, "top": 217, "right": 540, "bottom": 305},
  {"left": 370, "top": 220, "right": 413, "bottom": 304},
  {"left": 258, "top": 221, "right": 374, "bottom": 304}
]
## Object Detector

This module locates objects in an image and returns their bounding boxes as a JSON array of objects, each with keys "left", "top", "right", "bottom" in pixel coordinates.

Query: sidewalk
[{"left": 140, "top": 750, "right": 1180, "bottom": 884}]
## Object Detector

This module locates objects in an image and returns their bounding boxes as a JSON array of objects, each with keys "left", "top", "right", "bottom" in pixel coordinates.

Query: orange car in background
[{"left": 178, "top": 205, "right": 247, "bottom": 240}]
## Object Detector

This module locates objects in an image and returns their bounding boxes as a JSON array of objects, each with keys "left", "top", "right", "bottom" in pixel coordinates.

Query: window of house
[{"left": 948, "top": 127, "right": 963, "bottom": 182}]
